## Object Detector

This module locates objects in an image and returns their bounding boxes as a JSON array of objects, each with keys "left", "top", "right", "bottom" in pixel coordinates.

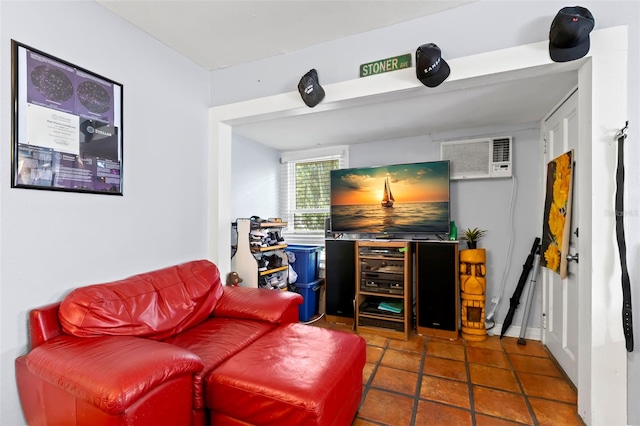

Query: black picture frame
[{"left": 11, "top": 40, "right": 123, "bottom": 195}]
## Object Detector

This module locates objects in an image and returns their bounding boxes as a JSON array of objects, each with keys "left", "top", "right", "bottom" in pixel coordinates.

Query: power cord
[
  {"left": 302, "top": 313, "right": 325, "bottom": 325},
  {"left": 486, "top": 175, "right": 518, "bottom": 324}
]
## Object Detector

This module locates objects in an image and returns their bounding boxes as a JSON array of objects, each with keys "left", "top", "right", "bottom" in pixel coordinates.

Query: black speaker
[
  {"left": 325, "top": 239, "right": 356, "bottom": 320},
  {"left": 324, "top": 217, "right": 332, "bottom": 238},
  {"left": 416, "top": 241, "right": 459, "bottom": 339}
]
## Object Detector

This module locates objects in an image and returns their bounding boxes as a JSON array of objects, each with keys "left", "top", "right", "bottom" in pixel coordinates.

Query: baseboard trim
[{"left": 487, "top": 323, "right": 541, "bottom": 341}]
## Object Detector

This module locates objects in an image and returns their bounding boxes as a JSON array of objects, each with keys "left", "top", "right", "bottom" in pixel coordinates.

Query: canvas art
[{"left": 541, "top": 150, "right": 574, "bottom": 279}]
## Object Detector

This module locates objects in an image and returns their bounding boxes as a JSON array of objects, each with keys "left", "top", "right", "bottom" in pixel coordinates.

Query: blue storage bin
[
  {"left": 285, "top": 244, "right": 323, "bottom": 283},
  {"left": 290, "top": 279, "right": 323, "bottom": 322}
]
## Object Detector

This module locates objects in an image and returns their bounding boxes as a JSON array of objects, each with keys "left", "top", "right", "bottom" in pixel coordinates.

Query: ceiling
[
  {"left": 96, "top": 0, "right": 577, "bottom": 151},
  {"left": 95, "top": 0, "right": 477, "bottom": 71}
]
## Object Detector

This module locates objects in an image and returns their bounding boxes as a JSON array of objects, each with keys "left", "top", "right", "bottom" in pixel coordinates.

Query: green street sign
[{"left": 360, "top": 54, "right": 412, "bottom": 78}]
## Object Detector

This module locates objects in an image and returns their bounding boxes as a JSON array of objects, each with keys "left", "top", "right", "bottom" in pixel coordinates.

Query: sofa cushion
[
  {"left": 24, "top": 334, "right": 203, "bottom": 415},
  {"left": 206, "top": 323, "right": 366, "bottom": 425},
  {"left": 213, "top": 286, "right": 303, "bottom": 324},
  {"left": 162, "top": 317, "right": 276, "bottom": 409},
  {"left": 59, "top": 260, "right": 222, "bottom": 340}
]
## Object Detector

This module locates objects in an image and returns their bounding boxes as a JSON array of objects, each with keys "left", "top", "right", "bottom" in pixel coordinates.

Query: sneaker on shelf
[
  {"left": 258, "top": 276, "right": 268, "bottom": 288},
  {"left": 264, "top": 232, "right": 277, "bottom": 246},
  {"left": 268, "top": 276, "right": 280, "bottom": 286},
  {"left": 251, "top": 242, "right": 266, "bottom": 253},
  {"left": 257, "top": 258, "right": 268, "bottom": 272},
  {"left": 264, "top": 254, "right": 283, "bottom": 268},
  {"left": 250, "top": 230, "right": 266, "bottom": 238}
]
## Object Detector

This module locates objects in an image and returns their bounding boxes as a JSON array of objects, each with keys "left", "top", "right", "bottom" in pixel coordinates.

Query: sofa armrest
[
  {"left": 213, "top": 286, "right": 303, "bottom": 324},
  {"left": 29, "top": 302, "right": 63, "bottom": 349},
  {"left": 25, "top": 335, "right": 203, "bottom": 415}
]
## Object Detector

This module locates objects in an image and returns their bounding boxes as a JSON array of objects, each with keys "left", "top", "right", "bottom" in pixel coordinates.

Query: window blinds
[{"left": 279, "top": 146, "right": 348, "bottom": 246}]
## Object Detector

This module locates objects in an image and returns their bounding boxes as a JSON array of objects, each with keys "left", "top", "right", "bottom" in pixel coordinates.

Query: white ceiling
[
  {"left": 96, "top": 0, "right": 577, "bottom": 151},
  {"left": 95, "top": 0, "right": 477, "bottom": 71}
]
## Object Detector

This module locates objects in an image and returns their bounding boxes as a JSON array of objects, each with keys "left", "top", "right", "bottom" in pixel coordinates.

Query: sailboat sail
[{"left": 381, "top": 177, "right": 394, "bottom": 207}]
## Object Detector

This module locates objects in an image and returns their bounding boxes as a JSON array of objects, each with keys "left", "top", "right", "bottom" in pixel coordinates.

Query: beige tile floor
[{"left": 312, "top": 318, "right": 583, "bottom": 426}]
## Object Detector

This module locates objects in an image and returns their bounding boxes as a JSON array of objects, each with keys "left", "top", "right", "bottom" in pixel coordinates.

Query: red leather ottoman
[{"left": 206, "top": 323, "right": 366, "bottom": 425}]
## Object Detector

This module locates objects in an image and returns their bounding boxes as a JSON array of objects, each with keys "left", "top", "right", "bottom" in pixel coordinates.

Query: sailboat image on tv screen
[{"left": 381, "top": 177, "right": 395, "bottom": 208}]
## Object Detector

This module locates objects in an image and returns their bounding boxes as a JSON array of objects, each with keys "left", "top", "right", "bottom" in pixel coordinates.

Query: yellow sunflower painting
[{"left": 541, "top": 150, "right": 574, "bottom": 279}]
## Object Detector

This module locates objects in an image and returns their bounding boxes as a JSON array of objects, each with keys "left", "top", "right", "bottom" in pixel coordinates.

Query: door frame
[{"left": 209, "top": 26, "right": 629, "bottom": 425}]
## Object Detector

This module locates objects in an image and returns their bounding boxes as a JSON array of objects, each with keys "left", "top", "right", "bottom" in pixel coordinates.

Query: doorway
[{"left": 210, "top": 26, "right": 629, "bottom": 425}]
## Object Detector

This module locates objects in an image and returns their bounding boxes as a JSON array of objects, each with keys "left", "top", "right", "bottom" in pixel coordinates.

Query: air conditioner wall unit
[{"left": 440, "top": 136, "right": 513, "bottom": 180}]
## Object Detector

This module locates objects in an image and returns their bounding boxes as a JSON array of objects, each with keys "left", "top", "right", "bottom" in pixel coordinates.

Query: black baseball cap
[
  {"left": 415, "top": 43, "right": 450, "bottom": 88},
  {"left": 298, "top": 69, "right": 325, "bottom": 108},
  {"left": 549, "top": 6, "right": 595, "bottom": 62}
]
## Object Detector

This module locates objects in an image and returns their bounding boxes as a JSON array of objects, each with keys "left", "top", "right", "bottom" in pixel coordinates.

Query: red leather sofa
[{"left": 15, "top": 260, "right": 366, "bottom": 425}]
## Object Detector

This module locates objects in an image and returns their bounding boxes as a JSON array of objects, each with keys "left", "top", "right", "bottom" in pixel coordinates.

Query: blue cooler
[
  {"left": 285, "top": 245, "right": 323, "bottom": 283},
  {"left": 290, "top": 279, "right": 323, "bottom": 322}
]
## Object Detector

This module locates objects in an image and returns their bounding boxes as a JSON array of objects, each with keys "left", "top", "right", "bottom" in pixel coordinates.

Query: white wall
[
  {"left": 0, "top": 2, "right": 210, "bottom": 424},
  {"left": 213, "top": 1, "right": 639, "bottom": 423},
  {"left": 231, "top": 134, "right": 280, "bottom": 220},
  {"left": 210, "top": 1, "right": 637, "bottom": 108}
]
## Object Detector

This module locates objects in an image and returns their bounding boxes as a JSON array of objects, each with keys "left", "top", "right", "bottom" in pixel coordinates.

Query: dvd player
[
  {"left": 358, "top": 247, "right": 405, "bottom": 257},
  {"left": 360, "top": 276, "right": 404, "bottom": 295}
]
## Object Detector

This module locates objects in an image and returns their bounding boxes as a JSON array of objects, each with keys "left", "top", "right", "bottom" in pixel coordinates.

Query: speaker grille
[
  {"left": 325, "top": 240, "right": 356, "bottom": 317},
  {"left": 416, "top": 242, "right": 458, "bottom": 331}
]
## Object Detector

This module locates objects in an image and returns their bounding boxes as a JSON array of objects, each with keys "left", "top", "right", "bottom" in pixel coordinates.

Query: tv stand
[
  {"left": 355, "top": 241, "right": 412, "bottom": 341},
  {"left": 324, "top": 238, "right": 460, "bottom": 339}
]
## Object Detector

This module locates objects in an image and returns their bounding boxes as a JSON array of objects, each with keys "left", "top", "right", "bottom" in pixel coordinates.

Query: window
[{"left": 280, "top": 146, "right": 349, "bottom": 246}]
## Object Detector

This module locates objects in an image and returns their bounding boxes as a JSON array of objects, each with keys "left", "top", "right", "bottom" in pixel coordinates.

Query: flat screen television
[{"left": 330, "top": 160, "right": 450, "bottom": 236}]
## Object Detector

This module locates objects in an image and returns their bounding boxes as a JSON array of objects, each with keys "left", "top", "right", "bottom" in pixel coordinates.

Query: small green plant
[{"left": 462, "top": 227, "right": 487, "bottom": 249}]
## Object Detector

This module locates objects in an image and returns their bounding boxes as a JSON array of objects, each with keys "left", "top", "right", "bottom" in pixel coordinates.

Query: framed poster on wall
[{"left": 11, "top": 40, "right": 123, "bottom": 195}]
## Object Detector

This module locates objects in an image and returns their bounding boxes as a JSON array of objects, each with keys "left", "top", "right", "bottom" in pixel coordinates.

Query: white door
[{"left": 541, "top": 89, "right": 579, "bottom": 385}]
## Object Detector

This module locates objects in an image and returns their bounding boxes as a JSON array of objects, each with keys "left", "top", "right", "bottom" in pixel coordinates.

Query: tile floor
[{"left": 313, "top": 319, "right": 584, "bottom": 426}]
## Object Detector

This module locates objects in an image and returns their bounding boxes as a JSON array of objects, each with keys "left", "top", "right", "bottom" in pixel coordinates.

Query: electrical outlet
[
  {"left": 491, "top": 297, "right": 499, "bottom": 304},
  {"left": 542, "top": 313, "right": 547, "bottom": 329}
]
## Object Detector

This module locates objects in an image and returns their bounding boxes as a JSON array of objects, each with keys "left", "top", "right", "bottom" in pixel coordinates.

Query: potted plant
[{"left": 462, "top": 227, "right": 486, "bottom": 249}]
